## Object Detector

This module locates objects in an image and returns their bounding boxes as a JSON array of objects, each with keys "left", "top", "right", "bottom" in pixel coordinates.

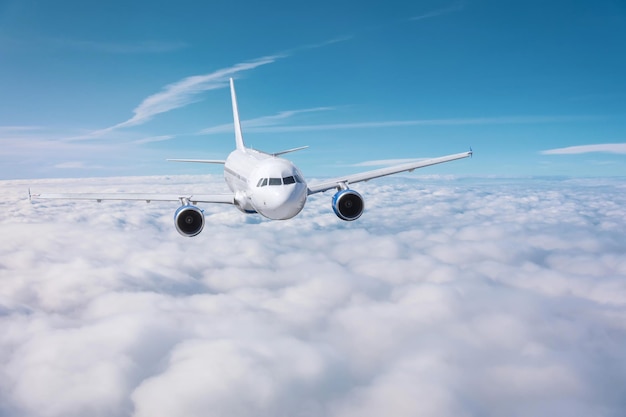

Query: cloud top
[
  {"left": 541, "top": 143, "right": 626, "bottom": 155},
  {"left": 1, "top": 176, "right": 626, "bottom": 417}
]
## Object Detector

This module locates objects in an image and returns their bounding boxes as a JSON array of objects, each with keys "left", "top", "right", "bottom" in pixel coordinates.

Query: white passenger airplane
[{"left": 32, "top": 78, "right": 472, "bottom": 237}]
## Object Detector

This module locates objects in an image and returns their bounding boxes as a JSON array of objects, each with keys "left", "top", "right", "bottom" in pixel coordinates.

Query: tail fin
[{"left": 229, "top": 78, "right": 245, "bottom": 151}]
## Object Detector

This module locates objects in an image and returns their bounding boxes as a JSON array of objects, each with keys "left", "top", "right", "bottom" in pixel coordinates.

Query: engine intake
[
  {"left": 332, "top": 189, "right": 364, "bottom": 221},
  {"left": 174, "top": 205, "right": 205, "bottom": 237}
]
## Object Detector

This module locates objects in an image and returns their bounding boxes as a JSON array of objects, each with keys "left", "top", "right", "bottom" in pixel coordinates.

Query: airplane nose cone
[{"left": 255, "top": 184, "right": 307, "bottom": 220}]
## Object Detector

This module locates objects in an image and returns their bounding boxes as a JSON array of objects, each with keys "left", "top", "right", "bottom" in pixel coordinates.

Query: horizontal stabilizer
[
  {"left": 272, "top": 146, "right": 309, "bottom": 157},
  {"left": 167, "top": 159, "right": 226, "bottom": 164}
]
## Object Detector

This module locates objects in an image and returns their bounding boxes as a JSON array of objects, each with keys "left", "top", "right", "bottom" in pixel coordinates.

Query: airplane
[{"left": 31, "top": 78, "right": 473, "bottom": 237}]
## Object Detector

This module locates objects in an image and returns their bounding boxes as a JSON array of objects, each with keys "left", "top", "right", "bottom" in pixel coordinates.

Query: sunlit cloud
[{"left": 541, "top": 143, "right": 626, "bottom": 155}]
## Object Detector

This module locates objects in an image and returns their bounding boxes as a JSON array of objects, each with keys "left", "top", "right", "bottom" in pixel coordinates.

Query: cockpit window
[{"left": 257, "top": 175, "right": 302, "bottom": 187}]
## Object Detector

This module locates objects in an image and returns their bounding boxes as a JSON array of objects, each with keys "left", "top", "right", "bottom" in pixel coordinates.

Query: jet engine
[
  {"left": 174, "top": 205, "right": 205, "bottom": 237},
  {"left": 332, "top": 189, "right": 364, "bottom": 221}
]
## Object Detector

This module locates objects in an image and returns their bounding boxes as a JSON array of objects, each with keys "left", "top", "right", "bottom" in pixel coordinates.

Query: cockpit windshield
[{"left": 256, "top": 175, "right": 304, "bottom": 187}]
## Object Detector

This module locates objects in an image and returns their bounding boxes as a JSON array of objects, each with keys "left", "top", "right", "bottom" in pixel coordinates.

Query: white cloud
[
  {"left": 1, "top": 176, "right": 626, "bottom": 417},
  {"left": 541, "top": 143, "right": 626, "bottom": 155}
]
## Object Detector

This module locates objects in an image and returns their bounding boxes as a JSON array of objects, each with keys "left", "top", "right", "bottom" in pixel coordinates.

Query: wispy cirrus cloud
[
  {"left": 410, "top": 1, "right": 465, "bottom": 21},
  {"left": 77, "top": 37, "right": 353, "bottom": 141},
  {"left": 541, "top": 143, "right": 626, "bottom": 155},
  {"left": 200, "top": 114, "right": 597, "bottom": 135},
  {"left": 131, "top": 135, "right": 175, "bottom": 145},
  {"left": 199, "top": 107, "right": 335, "bottom": 135},
  {"left": 283, "top": 35, "right": 354, "bottom": 54},
  {"left": 89, "top": 54, "right": 283, "bottom": 138}
]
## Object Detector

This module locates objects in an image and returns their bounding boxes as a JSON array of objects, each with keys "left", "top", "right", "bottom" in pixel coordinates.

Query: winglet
[
  {"left": 28, "top": 188, "right": 40, "bottom": 202},
  {"left": 230, "top": 78, "right": 245, "bottom": 151}
]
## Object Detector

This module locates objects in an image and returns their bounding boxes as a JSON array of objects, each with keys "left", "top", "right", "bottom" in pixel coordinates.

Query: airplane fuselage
[{"left": 224, "top": 149, "right": 308, "bottom": 220}]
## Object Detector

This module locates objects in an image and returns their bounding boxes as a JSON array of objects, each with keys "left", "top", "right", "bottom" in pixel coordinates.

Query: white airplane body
[{"left": 32, "top": 78, "right": 472, "bottom": 237}]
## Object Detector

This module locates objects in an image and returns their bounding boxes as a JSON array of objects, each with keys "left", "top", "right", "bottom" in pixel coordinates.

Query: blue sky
[{"left": 1, "top": 0, "right": 625, "bottom": 179}]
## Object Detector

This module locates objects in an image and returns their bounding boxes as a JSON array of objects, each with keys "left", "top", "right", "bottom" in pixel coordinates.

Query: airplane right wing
[{"left": 307, "top": 150, "right": 472, "bottom": 195}]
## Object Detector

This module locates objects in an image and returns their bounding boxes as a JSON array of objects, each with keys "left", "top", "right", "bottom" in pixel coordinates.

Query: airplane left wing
[
  {"left": 30, "top": 192, "right": 234, "bottom": 205},
  {"left": 307, "top": 150, "right": 472, "bottom": 195}
]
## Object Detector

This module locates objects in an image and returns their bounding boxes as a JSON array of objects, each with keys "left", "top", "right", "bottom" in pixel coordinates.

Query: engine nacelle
[
  {"left": 332, "top": 189, "right": 364, "bottom": 221},
  {"left": 174, "top": 205, "right": 205, "bottom": 237}
]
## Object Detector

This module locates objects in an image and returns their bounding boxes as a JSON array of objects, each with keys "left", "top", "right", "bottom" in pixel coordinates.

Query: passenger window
[
  {"left": 283, "top": 176, "right": 295, "bottom": 184},
  {"left": 269, "top": 178, "right": 282, "bottom": 186}
]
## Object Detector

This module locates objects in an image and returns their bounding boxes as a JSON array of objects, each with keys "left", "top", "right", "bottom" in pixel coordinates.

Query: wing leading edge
[
  {"left": 30, "top": 192, "right": 234, "bottom": 205},
  {"left": 307, "top": 150, "right": 473, "bottom": 195}
]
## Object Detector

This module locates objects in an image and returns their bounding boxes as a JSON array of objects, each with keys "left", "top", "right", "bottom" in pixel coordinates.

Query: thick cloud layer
[{"left": 1, "top": 175, "right": 625, "bottom": 417}]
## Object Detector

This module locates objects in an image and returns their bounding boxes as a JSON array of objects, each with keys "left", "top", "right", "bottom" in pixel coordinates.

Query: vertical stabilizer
[{"left": 230, "top": 78, "right": 245, "bottom": 151}]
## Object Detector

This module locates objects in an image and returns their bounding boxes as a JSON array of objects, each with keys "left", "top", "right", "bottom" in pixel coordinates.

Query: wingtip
[{"left": 27, "top": 188, "right": 40, "bottom": 202}]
